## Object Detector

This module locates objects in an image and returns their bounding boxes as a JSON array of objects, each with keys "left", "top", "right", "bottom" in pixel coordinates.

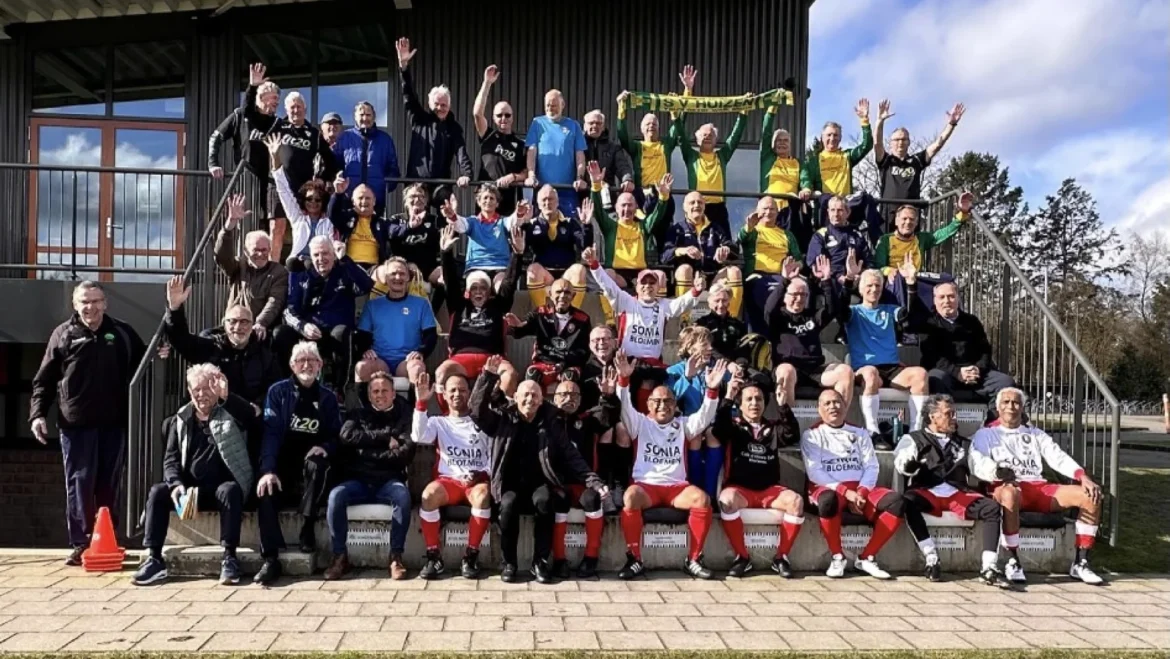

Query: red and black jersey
[
  {"left": 510, "top": 305, "right": 593, "bottom": 370},
  {"left": 713, "top": 400, "right": 800, "bottom": 492}
]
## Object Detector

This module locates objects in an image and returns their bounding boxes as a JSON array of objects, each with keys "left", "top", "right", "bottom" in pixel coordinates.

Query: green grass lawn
[{"left": 1094, "top": 467, "right": 1170, "bottom": 574}]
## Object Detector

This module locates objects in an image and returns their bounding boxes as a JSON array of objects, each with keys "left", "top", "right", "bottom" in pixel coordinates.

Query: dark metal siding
[{"left": 0, "top": 40, "right": 31, "bottom": 271}]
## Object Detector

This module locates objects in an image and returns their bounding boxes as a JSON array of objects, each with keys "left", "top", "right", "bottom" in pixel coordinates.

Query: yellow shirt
[
  {"left": 885, "top": 235, "right": 922, "bottom": 274},
  {"left": 612, "top": 220, "right": 646, "bottom": 270},
  {"left": 753, "top": 225, "right": 794, "bottom": 273},
  {"left": 347, "top": 216, "right": 380, "bottom": 265},
  {"left": 696, "top": 152, "right": 725, "bottom": 203},
  {"left": 818, "top": 151, "right": 851, "bottom": 195},
  {"left": 640, "top": 140, "right": 667, "bottom": 187},
  {"left": 547, "top": 216, "right": 559, "bottom": 241},
  {"left": 765, "top": 157, "right": 801, "bottom": 209},
  {"left": 690, "top": 216, "right": 710, "bottom": 237}
]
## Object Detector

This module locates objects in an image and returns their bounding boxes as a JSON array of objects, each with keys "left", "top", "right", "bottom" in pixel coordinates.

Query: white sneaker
[
  {"left": 855, "top": 555, "right": 892, "bottom": 580},
  {"left": 1069, "top": 559, "right": 1104, "bottom": 585},
  {"left": 1003, "top": 557, "right": 1027, "bottom": 583},
  {"left": 826, "top": 553, "right": 848, "bottom": 578}
]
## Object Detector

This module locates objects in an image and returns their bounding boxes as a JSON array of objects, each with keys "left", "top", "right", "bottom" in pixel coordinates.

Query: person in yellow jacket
[
  {"left": 800, "top": 99, "right": 874, "bottom": 229},
  {"left": 738, "top": 196, "right": 803, "bottom": 332}
]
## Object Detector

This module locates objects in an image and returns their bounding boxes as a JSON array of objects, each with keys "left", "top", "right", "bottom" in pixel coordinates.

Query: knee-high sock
[
  {"left": 687, "top": 448, "right": 704, "bottom": 488},
  {"left": 529, "top": 281, "right": 547, "bottom": 309},
  {"left": 584, "top": 509, "right": 604, "bottom": 559},
  {"left": 420, "top": 508, "right": 441, "bottom": 551},
  {"left": 1075, "top": 521, "right": 1098, "bottom": 550},
  {"left": 620, "top": 509, "right": 643, "bottom": 559},
  {"left": 552, "top": 513, "right": 568, "bottom": 561},
  {"left": 860, "top": 511, "right": 901, "bottom": 558},
  {"left": 819, "top": 512, "right": 843, "bottom": 555},
  {"left": 571, "top": 283, "right": 587, "bottom": 310},
  {"left": 778, "top": 513, "right": 804, "bottom": 557},
  {"left": 612, "top": 444, "right": 633, "bottom": 488},
  {"left": 908, "top": 395, "right": 929, "bottom": 431},
  {"left": 675, "top": 276, "right": 693, "bottom": 322},
  {"left": 702, "top": 445, "right": 724, "bottom": 502},
  {"left": 860, "top": 394, "right": 881, "bottom": 433},
  {"left": 687, "top": 507, "right": 713, "bottom": 561},
  {"left": 727, "top": 277, "right": 744, "bottom": 318},
  {"left": 468, "top": 507, "right": 491, "bottom": 551},
  {"left": 721, "top": 510, "right": 747, "bottom": 558},
  {"left": 599, "top": 295, "right": 615, "bottom": 326}
]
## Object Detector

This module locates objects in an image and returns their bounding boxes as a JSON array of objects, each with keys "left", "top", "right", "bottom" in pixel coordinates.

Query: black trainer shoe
[
  {"left": 461, "top": 549, "right": 480, "bottom": 579},
  {"left": 925, "top": 561, "right": 942, "bottom": 582},
  {"left": 65, "top": 546, "right": 85, "bottom": 567},
  {"left": 683, "top": 556, "right": 715, "bottom": 580},
  {"left": 253, "top": 558, "right": 282, "bottom": 585},
  {"left": 618, "top": 553, "right": 646, "bottom": 580},
  {"left": 220, "top": 555, "right": 241, "bottom": 585},
  {"left": 500, "top": 562, "right": 519, "bottom": 583},
  {"left": 132, "top": 556, "right": 168, "bottom": 586},
  {"left": 980, "top": 566, "right": 1009, "bottom": 588},
  {"left": 531, "top": 559, "right": 553, "bottom": 584},
  {"left": 419, "top": 550, "right": 445, "bottom": 580},
  {"left": 771, "top": 555, "right": 794, "bottom": 578},
  {"left": 727, "top": 555, "right": 753, "bottom": 578},
  {"left": 551, "top": 558, "right": 570, "bottom": 580},
  {"left": 298, "top": 523, "right": 316, "bottom": 553},
  {"left": 576, "top": 556, "right": 599, "bottom": 580}
]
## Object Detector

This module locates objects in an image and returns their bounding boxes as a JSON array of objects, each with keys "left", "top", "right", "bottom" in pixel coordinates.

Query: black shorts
[
  {"left": 265, "top": 182, "right": 288, "bottom": 222},
  {"left": 795, "top": 363, "right": 829, "bottom": 387},
  {"left": 872, "top": 364, "right": 906, "bottom": 384}
]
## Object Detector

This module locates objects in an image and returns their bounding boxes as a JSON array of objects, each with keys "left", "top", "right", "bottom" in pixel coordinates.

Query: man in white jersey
[
  {"left": 801, "top": 389, "right": 906, "bottom": 580},
  {"left": 613, "top": 351, "right": 726, "bottom": 580},
  {"left": 583, "top": 246, "right": 704, "bottom": 369},
  {"left": 411, "top": 372, "right": 493, "bottom": 580},
  {"left": 970, "top": 388, "right": 1103, "bottom": 585}
]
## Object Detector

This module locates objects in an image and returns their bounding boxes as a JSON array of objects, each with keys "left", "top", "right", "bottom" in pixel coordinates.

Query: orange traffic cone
[{"left": 81, "top": 507, "right": 126, "bottom": 573}]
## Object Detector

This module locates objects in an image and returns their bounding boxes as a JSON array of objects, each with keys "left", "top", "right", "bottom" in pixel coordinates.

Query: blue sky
[{"left": 808, "top": 0, "right": 1170, "bottom": 235}]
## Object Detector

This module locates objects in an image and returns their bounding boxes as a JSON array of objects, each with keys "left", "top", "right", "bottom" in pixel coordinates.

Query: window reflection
[
  {"left": 667, "top": 146, "right": 762, "bottom": 236},
  {"left": 112, "top": 40, "right": 186, "bottom": 119},
  {"left": 35, "top": 126, "right": 102, "bottom": 250},
  {"left": 32, "top": 47, "right": 107, "bottom": 115},
  {"left": 318, "top": 80, "right": 389, "bottom": 127},
  {"left": 113, "top": 129, "right": 179, "bottom": 252}
]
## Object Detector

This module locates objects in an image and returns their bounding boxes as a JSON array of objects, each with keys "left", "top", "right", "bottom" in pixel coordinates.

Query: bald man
[
  {"left": 472, "top": 358, "right": 606, "bottom": 584},
  {"left": 525, "top": 89, "right": 587, "bottom": 215},
  {"left": 331, "top": 179, "right": 392, "bottom": 269},
  {"left": 473, "top": 65, "right": 527, "bottom": 216}
]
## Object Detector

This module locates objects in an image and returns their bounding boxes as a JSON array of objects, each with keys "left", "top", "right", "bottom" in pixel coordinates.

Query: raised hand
[
  {"left": 780, "top": 256, "right": 801, "bottom": 280},
  {"left": 503, "top": 312, "right": 524, "bottom": 329},
  {"left": 586, "top": 160, "right": 605, "bottom": 184},
  {"left": 165, "top": 275, "right": 190, "bottom": 311},
  {"left": 248, "top": 62, "right": 267, "bottom": 86},
  {"left": 679, "top": 64, "right": 697, "bottom": 91},
  {"left": 414, "top": 371, "right": 433, "bottom": 402},
  {"left": 439, "top": 225, "right": 460, "bottom": 252},
  {"left": 705, "top": 358, "right": 729, "bottom": 390},
  {"left": 813, "top": 254, "right": 833, "bottom": 282},
  {"left": 855, "top": 98, "right": 870, "bottom": 120},
  {"left": 656, "top": 173, "right": 674, "bottom": 200},
  {"left": 395, "top": 37, "right": 417, "bottom": 69},
  {"left": 483, "top": 64, "right": 500, "bottom": 85},
  {"left": 613, "top": 351, "right": 634, "bottom": 380},
  {"left": 726, "top": 374, "right": 744, "bottom": 401},
  {"left": 211, "top": 373, "right": 229, "bottom": 401},
  {"left": 514, "top": 199, "right": 532, "bottom": 223},
  {"left": 263, "top": 134, "right": 281, "bottom": 156},
  {"left": 599, "top": 366, "right": 618, "bottom": 395},
  {"left": 898, "top": 252, "right": 918, "bottom": 284},
  {"left": 684, "top": 353, "right": 703, "bottom": 378},
  {"left": 578, "top": 196, "right": 595, "bottom": 224},
  {"left": 745, "top": 211, "right": 761, "bottom": 231},
  {"left": 946, "top": 102, "right": 965, "bottom": 126},
  {"left": 581, "top": 246, "right": 597, "bottom": 264},
  {"left": 692, "top": 272, "right": 707, "bottom": 293},
  {"left": 333, "top": 172, "right": 348, "bottom": 195},
  {"left": 440, "top": 195, "right": 459, "bottom": 219},
  {"left": 845, "top": 248, "right": 862, "bottom": 280},
  {"left": 225, "top": 193, "right": 250, "bottom": 231},
  {"left": 878, "top": 99, "right": 894, "bottom": 121},
  {"left": 617, "top": 90, "right": 631, "bottom": 107},
  {"left": 958, "top": 191, "right": 974, "bottom": 214},
  {"left": 509, "top": 222, "right": 525, "bottom": 253},
  {"left": 484, "top": 354, "right": 503, "bottom": 375}
]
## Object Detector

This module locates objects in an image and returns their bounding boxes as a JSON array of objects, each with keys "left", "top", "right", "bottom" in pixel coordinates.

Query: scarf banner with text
[{"left": 625, "top": 88, "right": 793, "bottom": 114}]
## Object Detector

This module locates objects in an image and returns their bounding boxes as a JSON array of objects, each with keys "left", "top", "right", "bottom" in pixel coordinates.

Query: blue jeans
[{"left": 326, "top": 479, "right": 411, "bottom": 555}]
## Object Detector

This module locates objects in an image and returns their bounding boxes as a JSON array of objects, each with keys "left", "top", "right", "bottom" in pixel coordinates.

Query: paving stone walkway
[{"left": 0, "top": 555, "right": 1165, "bottom": 652}]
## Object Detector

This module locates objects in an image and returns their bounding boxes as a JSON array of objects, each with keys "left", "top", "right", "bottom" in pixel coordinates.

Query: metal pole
[
  {"left": 998, "top": 262, "right": 1012, "bottom": 369},
  {"left": 1072, "top": 365, "right": 1084, "bottom": 461},
  {"left": 1109, "top": 404, "right": 1120, "bottom": 547},
  {"left": 70, "top": 173, "right": 78, "bottom": 280}
]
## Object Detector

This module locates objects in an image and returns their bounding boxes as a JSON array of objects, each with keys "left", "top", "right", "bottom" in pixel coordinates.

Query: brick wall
[{"left": 0, "top": 448, "right": 68, "bottom": 548}]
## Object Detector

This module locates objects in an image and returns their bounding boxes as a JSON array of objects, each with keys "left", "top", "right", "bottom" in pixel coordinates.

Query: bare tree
[
  {"left": 1126, "top": 231, "right": 1170, "bottom": 323},
  {"left": 850, "top": 133, "right": 954, "bottom": 200}
]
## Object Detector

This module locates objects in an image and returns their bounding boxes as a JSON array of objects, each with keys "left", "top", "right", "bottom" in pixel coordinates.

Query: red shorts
[
  {"left": 724, "top": 485, "right": 790, "bottom": 509},
  {"left": 434, "top": 475, "right": 488, "bottom": 505},
  {"left": 566, "top": 483, "right": 586, "bottom": 503},
  {"left": 1002, "top": 480, "right": 1063, "bottom": 513},
  {"left": 909, "top": 489, "right": 985, "bottom": 518},
  {"left": 809, "top": 482, "right": 894, "bottom": 521},
  {"left": 450, "top": 352, "right": 492, "bottom": 380},
  {"left": 634, "top": 481, "right": 691, "bottom": 508}
]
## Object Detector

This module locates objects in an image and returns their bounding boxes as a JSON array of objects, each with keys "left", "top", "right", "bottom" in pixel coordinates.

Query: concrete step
[{"left": 158, "top": 545, "right": 314, "bottom": 577}]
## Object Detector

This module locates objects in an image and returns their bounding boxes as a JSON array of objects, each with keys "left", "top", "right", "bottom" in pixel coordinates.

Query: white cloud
[
  {"left": 1117, "top": 175, "right": 1170, "bottom": 235},
  {"left": 810, "top": 0, "right": 879, "bottom": 38}
]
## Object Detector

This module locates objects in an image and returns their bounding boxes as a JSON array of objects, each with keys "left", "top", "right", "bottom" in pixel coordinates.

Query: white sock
[
  {"left": 861, "top": 394, "right": 881, "bottom": 433},
  {"left": 908, "top": 395, "right": 929, "bottom": 431},
  {"left": 981, "top": 550, "right": 998, "bottom": 571},
  {"left": 917, "top": 537, "right": 937, "bottom": 559},
  {"left": 1001, "top": 533, "right": 1020, "bottom": 551}
]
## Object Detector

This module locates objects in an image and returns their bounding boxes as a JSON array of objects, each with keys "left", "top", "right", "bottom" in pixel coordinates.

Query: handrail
[{"left": 0, "top": 162, "right": 214, "bottom": 177}]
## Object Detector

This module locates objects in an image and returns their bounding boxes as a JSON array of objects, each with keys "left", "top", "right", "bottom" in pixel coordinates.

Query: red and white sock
[
  {"left": 419, "top": 508, "right": 441, "bottom": 551},
  {"left": 778, "top": 513, "right": 804, "bottom": 557},
  {"left": 468, "top": 507, "right": 491, "bottom": 550},
  {"left": 720, "top": 510, "right": 747, "bottom": 557},
  {"left": 1075, "top": 521, "right": 1098, "bottom": 550},
  {"left": 620, "top": 509, "right": 643, "bottom": 560},
  {"left": 687, "top": 507, "right": 712, "bottom": 561}
]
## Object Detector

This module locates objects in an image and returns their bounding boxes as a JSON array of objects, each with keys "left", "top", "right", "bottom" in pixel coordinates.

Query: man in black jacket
[
  {"left": 324, "top": 372, "right": 413, "bottom": 581},
  {"left": 577, "top": 110, "right": 634, "bottom": 207},
  {"left": 210, "top": 62, "right": 279, "bottom": 184},
  {"left": 132, "top": 364, "right": 260, "bottom": 587},
  {"left": 505, "top": 279, "right": 593, "bottom": 388},
  {"left": 894, "top": 394, "right": 1006, "bottom": 585},
  {"left": 471, "top": 357, "right": 607, "bottom": 584},
  {"left": 396, "top": 37, "right": 473, "bottom": 200},
  {"left": 916, "top": 282, "right": 1014, "bottom": 404},
  {"left": 30, "top": 281, "right": 146, "bottom": 566}
]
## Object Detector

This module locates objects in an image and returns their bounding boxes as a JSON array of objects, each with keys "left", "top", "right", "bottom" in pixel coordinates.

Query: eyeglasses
[
  {"left": 304, "top": 196, "right": 323, "bottom": 203},
  {"left": 786, "top": 291, "right": 808, "bottom": 298},
  {"left": 646, "top": 398, "right": 673, "bottom": 407},
  {"left": 554, "top": 392, "right": 581, "bottom": 400},
  {"left": 495, "top": 112, "right": 512, "bottom": 118}
]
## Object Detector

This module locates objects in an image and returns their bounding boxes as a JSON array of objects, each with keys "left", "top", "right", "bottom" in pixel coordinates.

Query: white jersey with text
[
  {"left": 618, "top": 381, "right": 718, "bottom": 486},
  {"left": 411, "top": 410, "right": 493, "bottom": 480},
  {"left": 800, "top": 421, "right": 880, "bottom": 491},
  {"left": 589, "top": 264, "right": 697, "bottom": 361},
  {"left": 969, "top": 423, "right": 1083, "bottom": 484}
]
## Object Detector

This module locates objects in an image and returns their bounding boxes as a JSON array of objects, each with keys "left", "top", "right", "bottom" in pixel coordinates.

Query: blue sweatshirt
[
  {"left": 524, "top": 214, "right": 591, "bottom": 270},
  {"left": 284, "top": 257, "right": 374, "bottom": 333},
  {"left": 334, "top": 126, "right": 400, "bottom": 211},
  {"left": 261, "top": 377, "right": 341, "bottom": 474},
  {"left": 805, "top": 224, "right": 872, "bottom": 279}
]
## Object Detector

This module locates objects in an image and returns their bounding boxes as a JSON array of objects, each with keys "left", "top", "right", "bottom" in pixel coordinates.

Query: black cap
[{"left": 320, "top": 112, "right": 343, "bottom": 125}]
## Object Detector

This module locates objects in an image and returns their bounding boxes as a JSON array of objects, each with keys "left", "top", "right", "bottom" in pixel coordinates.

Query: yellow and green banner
[{"left": 625, "top": 88, "right": 793, "bottom": 113}]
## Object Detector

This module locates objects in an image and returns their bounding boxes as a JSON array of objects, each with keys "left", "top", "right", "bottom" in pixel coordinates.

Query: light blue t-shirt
[
  {"left": 845, "top": 303, "right": 901, "bottom": 367},
  {"left": 464, "top": 215, "right": 513, "bottom": 271},
  {"left": 526, "top": 115, "right": 585, "bottom": 213},
  {"left": 357, "top": 294, "right": 436, "bottom": 365}
]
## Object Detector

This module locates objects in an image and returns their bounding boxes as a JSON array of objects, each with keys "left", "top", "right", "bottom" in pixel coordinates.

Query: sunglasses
[
  {"left": 304, "top": 196, "right": 323, "bottom": 202},
  {"left": 495, "top": 112, "right": 513, "bottom": 118}
]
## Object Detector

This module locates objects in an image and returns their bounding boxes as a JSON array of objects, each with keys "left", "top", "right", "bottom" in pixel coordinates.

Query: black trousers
[
  {"left": 143, "top": 480, "right": 244, "bottom": 550},
  {"left": 257, "top": 454, "right": 331, "bottom": 557},
  {"left": 904, "top": 489, "right": 1002, "bottom": 554},
  {"left": 498, "top": 484, "right": 556, "bottom": 566},
  {"left": 59, "top": 427, "right": 125, "bottom": 547}
]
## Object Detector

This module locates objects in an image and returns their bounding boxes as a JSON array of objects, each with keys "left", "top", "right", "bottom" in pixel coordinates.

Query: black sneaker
[
  {"left": 298, "top": 523, "right": 316, "bottom": 554},
  {"left": 219, "top": 555, "right": 241, "bottom": 585},
  {"left": 925, "top": 560, "right": 942, "bottom": 583},
  {"left": 419, "top": 550, "right": 445, "bottom": 580},
  {"left": 461, "top": 549, "right": 480, "bottom": 579},
  {"left": 618, "top": 553, "right": 646, "bottom": 580},
  {"left": 530, "top": 559, "right": 553, "bottom": 584},
  {"left": 65, "top": 546, "right": 85, "bottom": 567},
  {"left": 727, "top": 555, "right": 754, "bottom": 578},
  {"left": 132, "top": 556, "right": 168, "bottom": 586},
  {"left": 576, "top": 556, "right": 599, "bottom": 580},
  {"left": 551, "top": 559, "right": 570, "bottom": 580},
  {"left": 771, "top": 555, "right": 794, "bottom": 578},
  {"left": 253, "top": 558, "right": 282, "bottom": 586},
  {"left": 500, "top": 562, "right": 519, "bottom": 583},
  {"left": 980, "top": 566, "right": 1009, "bottom": 588},
  {"left": 683, "top": 556, "right": 715, "bottom": 580}
]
